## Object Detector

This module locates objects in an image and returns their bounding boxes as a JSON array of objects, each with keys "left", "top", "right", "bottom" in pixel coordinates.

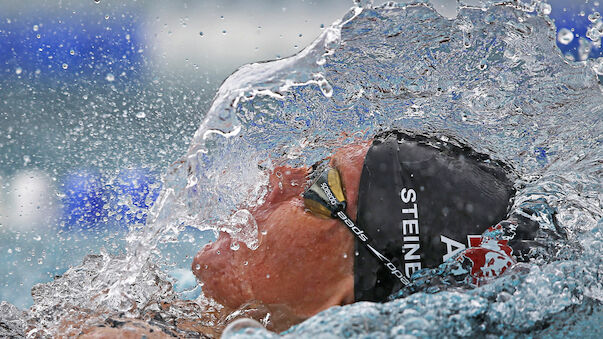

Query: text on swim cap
[{"left": 400, "top": 188, "right": 422, "bottom": 278}]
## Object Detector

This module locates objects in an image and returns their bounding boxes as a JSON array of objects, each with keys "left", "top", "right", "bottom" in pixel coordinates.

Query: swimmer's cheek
[
  {"left": 192, "top": 196, "right": 353, "bottom": 317},
  {"left": 264, "top": 166, "right": 310, "bottom": 205},
  {"left": 247, "top": 201, "right": 354, "bottom": 316}
]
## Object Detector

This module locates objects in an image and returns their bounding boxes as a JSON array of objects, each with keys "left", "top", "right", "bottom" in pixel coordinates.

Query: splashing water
[
  {"left": 3, "top": 0, "right": 602, "bottom": 337},
  {"left": 558, "top": 27, "right": 575, "bottom": 45}
]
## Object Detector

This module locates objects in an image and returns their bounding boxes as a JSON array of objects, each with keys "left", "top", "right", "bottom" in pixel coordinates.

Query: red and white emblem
[{"left": 448, "top": 223, "right": 516, "bottom": 285}]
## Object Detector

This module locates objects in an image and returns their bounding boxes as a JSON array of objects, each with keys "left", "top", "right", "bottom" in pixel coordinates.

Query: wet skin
[{"left": 192, "top": 142, "right": 371, "bottom": 318}]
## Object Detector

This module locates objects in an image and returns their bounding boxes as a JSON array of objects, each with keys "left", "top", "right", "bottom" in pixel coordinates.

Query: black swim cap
[{"left": 354, "top": 131, "right": 515, "bottom": 302}]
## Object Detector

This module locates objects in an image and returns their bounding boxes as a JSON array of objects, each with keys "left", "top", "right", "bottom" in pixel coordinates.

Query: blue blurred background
[{"left": 0, "top": 0, "right": 600, "bottom": 308}]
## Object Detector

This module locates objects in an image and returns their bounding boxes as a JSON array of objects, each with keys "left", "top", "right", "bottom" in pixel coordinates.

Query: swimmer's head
[{"left": 192, "top": 143, "right": 369, "bottom": 318}]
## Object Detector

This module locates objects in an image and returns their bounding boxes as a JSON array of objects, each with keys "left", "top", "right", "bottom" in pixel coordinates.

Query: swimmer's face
[{"left": 192, "top": 142, "right": 369, "bottom": 318}]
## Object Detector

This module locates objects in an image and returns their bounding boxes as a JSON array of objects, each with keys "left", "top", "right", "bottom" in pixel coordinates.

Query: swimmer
[
  {"left": 70, "top": 130, "right": 562, "bottom": 338},
  {"left": 192, "top": 130, "right": 563, "bottom": 321}
]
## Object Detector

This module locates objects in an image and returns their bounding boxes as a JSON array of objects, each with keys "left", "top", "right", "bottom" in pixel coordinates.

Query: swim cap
[{"left": 354, "top": 131, "right": 515, "bottom": 302}]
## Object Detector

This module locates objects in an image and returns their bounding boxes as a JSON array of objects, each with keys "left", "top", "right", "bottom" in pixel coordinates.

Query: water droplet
[
  {"left": 320, "top": 23, "right": 325, "bottom": 28},
  {"left": 15, "top": 67, "right": 22, "bottom": 75},
  {"left": 62, "top": 63, "right": 68, "bottom": 69},
  {"left": 230, "top": 242, "right": 240, "bottom": 251},
  {"left": 135, "top": 111, "right": 146, "bottom": 119},
  {"left": 586, "top": 21, "right": 603, "bottom": 43},
  {"left": 261, "top": 230, "right": 268, "bottom": 236},
  {"left": 105, "top": 73, "right": 115, "bottom": 81},
  {"left": 316, "top": 76, "right": 333, "bottom": 97},
  {"left": 298, "top": 33, "right": 303, "bottom": 37},
  {"left": 266, "top": 274, "right": 270, "bottom": 279},
  {"left": 216, "top": 250, "right": 221, "bottom": 255},
  {"left": 33, "top": 25, "right": 39, "bottom": 31},
  {"left": 199, "top": 31, "right": 203, "bottom": 36},
  {"left": 94, "top": 0, "right": 100, "bottom": 3},
  {"left": 343, "top": 253, "right": 348, "bottom": 259},
  {"left": 588, "top": 12, "right": 601, "bottom": 23},
  {"left": 69, "top": 49, "right": 75, "bottom": 55},
  {"left": 557, "top": 28, "right": 574, "bottom": 45},
  {"left": 578, "top": 37, "right": 592, "bottom": 61},
  {"left": 353, "top": 0, "right": 374, "bottom": 8},
  {"left": 195, "top": 264, "right": 201, "bottom": 270},
  {"left": 244, "top": 261, "right": 248, "bottom": 266},
  {"left": 104, "top": 15, "right": 109, "bottom": 20},
  {"left": 222, "top": 30, "right": 227, "bottom": 35},
  {"left": 539, "top": 3, "right": 551, "bottom": 16}
]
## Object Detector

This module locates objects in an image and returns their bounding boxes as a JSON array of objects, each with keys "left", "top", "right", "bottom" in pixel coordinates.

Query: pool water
[{"left": 1, "top": 0, "right": 602, "bottom": 337}]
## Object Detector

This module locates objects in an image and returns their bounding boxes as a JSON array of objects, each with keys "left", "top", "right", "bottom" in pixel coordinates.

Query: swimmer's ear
[{"left": 303, "top": 167, "right": 347, "bottom": 218}]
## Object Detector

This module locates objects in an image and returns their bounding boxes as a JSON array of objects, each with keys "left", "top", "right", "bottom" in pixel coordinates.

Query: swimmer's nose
[
  {"left": 192, "top": 242, "right": 215, "bottom": 277},
  {"left": 192, "top": 232, "right": 254, "bottom": 309},
  {"left": 191, "top": 232, "right": 234, "bottom": 280}
]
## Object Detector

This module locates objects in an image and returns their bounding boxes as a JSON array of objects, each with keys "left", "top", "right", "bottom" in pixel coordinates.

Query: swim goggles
[{"left": 303, "top": 167, "right": 410, "bottom": 286}]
